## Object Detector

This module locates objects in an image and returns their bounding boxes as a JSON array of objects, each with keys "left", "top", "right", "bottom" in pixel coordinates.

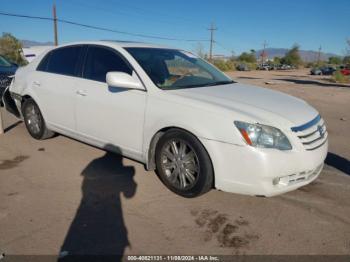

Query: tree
[
  {"left": 343, "top": 56, "right": 350, "bottom": 65},
  {"left": 281, "top": 44, "right": 302, "bottom": 66},
  {"left": 273, "top": 56, "right": 281, "bottom": 65},
  {"left": 328, "top": 56, "right": 342, "bottom": 65},
  {"left": 238, "top": 50, "right": 256, "bottom": 63},
  {"left": 0, "top": 33, "right": 27, "bottom": 65},
  {"left": 193, "top": 42, "right": 206, "bottom": 59}
]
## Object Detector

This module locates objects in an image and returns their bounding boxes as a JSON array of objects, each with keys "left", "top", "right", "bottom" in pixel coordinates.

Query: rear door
[
  {"left": 35, "top": 45, "right": 84, "bottom": 132},
  {"left": 75, "top": 45, "right": 146, "bottom": 157}
]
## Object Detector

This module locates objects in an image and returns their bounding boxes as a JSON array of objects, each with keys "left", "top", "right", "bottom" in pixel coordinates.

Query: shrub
[
  {"left": 213, "top": 59, "right": 235, "bottom": 71},
  {"left": 332, "top": 71, "right": 350, "bottom": 84},
  {"left": 328, "top": 56, "right": 342, "bottom": 65},
  {"left": 245, "top": 62, "right": 257, "bottom": 70},
  {"left": 305, "top": 62, "right": 314, "bottom": 68},
  {"left": 0, "top": 33, "right": 27, "bottom": 65},
  {"left": 225, "top": 60, "right": 235, "bottom": 71}
]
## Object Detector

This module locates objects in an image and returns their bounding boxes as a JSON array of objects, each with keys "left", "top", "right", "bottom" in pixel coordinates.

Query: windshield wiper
[
  {"left": 201, "top": 80, "right": 235, "bottom": 87},
  {"left": 164, "top": 80, "right": 235, "bottom": 90}
]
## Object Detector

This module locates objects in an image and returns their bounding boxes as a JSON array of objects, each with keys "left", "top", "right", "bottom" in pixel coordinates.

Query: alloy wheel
[
  {"left": 160, "top": 139, "right": 200, "bottom": 190},
  {"left": 25, "top": 104, "right": 42, "bottom": 135}
]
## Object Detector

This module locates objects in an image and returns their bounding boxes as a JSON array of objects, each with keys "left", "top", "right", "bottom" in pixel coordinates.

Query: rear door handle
[{"left": 76, "top": 90, "right": 87, "bottom": 96}]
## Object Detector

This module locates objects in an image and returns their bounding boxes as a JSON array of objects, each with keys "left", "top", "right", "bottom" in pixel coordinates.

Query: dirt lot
[{"left": 0, "top": 69, "right": 349, "bottom": 257}]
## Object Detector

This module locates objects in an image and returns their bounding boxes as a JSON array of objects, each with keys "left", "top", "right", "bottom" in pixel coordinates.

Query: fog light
[
  {"left": 272, "top": 177, "right": 280, "bottom": 185},
  {"left": 272, "top": 176, "right": 290, "bottom": 186}
]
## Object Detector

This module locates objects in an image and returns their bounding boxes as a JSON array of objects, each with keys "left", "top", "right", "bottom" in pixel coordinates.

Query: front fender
[{"left": 143, "top": 95, "right": 247, "bottom": 158}]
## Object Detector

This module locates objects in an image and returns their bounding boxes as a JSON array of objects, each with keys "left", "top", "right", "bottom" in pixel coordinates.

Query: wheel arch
[
  {"left": 146, "top": 126, "right": 215, "bottom": 187},
  {"left": 19, "top": 93, "right": 48, "bottom": 122}
]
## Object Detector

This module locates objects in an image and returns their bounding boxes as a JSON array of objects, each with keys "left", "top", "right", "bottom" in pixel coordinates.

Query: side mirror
[{"left": 106, "top": 72, "right": 144, "bottom": 90}]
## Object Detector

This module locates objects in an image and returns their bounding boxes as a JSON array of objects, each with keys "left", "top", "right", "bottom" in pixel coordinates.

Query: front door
[{"left": 75, "top": 45, "right": 146, "bottom": 158}]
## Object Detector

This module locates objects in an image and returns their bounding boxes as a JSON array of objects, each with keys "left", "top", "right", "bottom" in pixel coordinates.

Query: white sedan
[{"left": 3, "top": 41, "right": 328, "bottom": 197}]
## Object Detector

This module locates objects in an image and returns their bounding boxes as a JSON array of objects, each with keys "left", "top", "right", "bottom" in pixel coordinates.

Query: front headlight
[{"left": 234, "top": 121, "right": 292, "bottom": 150}]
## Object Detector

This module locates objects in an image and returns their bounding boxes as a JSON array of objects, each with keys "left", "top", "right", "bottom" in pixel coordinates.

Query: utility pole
[
  {"left": 261, "top": 40, "right": 268, "bottom": 65},
  {"left": 53, "top": 3, "right": 58, "bottom": 46},
  {"left": 208, "top": 23, "right": 217, "bottom": 61},
  {"left": 317, "top": 46, "right": 322, "bottom": 65}
]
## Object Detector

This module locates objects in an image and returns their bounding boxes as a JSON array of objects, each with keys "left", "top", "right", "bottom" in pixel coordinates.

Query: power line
[
  {"left": 0, "top": 11, "right": 209, "bottom": 42},
  {"left": 62, "top": 0, "right": 182, "bottom": 28},
  {"left": 66, "top": 0, "right": 200, "bottom": 27},
  {"left": 214, "top": 41, "right": 232, "bottom": 54}
]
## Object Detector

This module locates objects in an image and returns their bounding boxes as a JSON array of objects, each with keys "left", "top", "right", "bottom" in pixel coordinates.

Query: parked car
[
  {"left": 311, "top": 66, "right": 336, "bottom": 76},
  {"left": 257, "top": 64, "right": 271, "bottom": 71},
  {"left": 278, "top": 64, "right": 292, "bottom": 70},
  {"left": 340, "top": 65, "right": 350, "bottom": 76},
  {"left": 310, "top": 67, "right": 322, "bottom": 75},
  {"left": 2, "top": 41, "right": 328, "bottom": 197},
  {"left": 321, "top": 66, "right": 336, "bottom": 75},
  {"left": 236, "top": 63, "right": 250, "bottom": 71},
  {"left": 0, "top": 55, "right": 17, "bottom": 99}
]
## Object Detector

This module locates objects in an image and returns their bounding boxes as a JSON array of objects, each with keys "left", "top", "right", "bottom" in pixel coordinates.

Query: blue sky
[{"left": 0, "top": 0, "right": 349, "bottom": 56}]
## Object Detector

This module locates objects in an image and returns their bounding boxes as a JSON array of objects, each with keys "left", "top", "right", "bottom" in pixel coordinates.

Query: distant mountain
[
  {"left": 255, "top": 48, "right": 340, "bottom": 62},
  {"left": 21, "top": 40, "right": 54, "bottom": 48}
]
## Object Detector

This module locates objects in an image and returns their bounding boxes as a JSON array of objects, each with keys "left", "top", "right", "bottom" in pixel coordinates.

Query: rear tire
[
  {"left": 22, "top": 98, "right": 55, "bottom": 140},
  {"left": 155, "top": 129, "right": 213, "bottom": 198}
]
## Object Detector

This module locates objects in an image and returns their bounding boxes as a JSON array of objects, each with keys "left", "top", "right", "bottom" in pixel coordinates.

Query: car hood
[{"left": 169, "top": 83, "right": 319, "bottom": 127}]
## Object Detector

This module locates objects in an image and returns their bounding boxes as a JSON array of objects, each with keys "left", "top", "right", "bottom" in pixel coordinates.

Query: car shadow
[
  {"left": 274, "top": 78, "right": 350, "bottom": 88},
  {"left": 273, "top": 74, "right": 311, "bottom": 78},
  {"left": 4, "top": 120, "right": 22, "bottom": 133},
  {"left": 58, "top": 147, "right": 137, "bottom": 261},
  {"left": 236, "top": 76, "right": 261, "bottom": 80},
  {"left": 325, "top": 152, "right": 350, "bottom": 176}
]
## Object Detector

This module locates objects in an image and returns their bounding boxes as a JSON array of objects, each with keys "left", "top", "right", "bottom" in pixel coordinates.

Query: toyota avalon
[{"left": 2, "top": 41, "right": 328, "bottom": 197}]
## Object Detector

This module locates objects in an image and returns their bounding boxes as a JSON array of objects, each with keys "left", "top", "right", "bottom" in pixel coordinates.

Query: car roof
[{"left": 56, "top": 40, "right": 175, "bottom": 50}]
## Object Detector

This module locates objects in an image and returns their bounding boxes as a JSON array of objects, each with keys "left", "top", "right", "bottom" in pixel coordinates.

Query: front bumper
[{"left": 200, "top": 138, "right": 328, "bottom": 197}]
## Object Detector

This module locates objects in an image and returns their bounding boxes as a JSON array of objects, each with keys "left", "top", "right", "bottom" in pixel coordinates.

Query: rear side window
[
  {"left": 45, "top": 46, "right": 83, "bottom": 76},
  {"left": 83, "top": 46, "right": 132, "bottom": 82},
  {"left": 37, "top": 52, "right": 51, "bottom": 71}
]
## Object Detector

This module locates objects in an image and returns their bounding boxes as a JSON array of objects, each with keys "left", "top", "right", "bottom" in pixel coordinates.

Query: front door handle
[{"left": 76, "top": 90, "right": 87, "bottom": 96}]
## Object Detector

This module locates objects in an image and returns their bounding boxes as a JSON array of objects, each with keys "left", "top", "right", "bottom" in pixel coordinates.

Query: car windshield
[
  {"left": 0, "top": 55, "right": 12, "bottom": 67},
  {"left": 126, "top": 48, "right": 234, "bottom": 89}
]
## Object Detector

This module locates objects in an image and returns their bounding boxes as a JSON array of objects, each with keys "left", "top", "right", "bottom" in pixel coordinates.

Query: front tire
[
  {"left": 22, "top": 98, "right": 54, "bottom": 140},
  {"left": 155, "top": 129, "right": 214, "bottom": 198}
]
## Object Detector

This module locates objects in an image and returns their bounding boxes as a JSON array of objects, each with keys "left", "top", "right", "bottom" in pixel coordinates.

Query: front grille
[
  {"left": 291, "top": 115, "right": 328, "bottom": 151},
  {"left": 0, "top": 74, "right": 12, "bottom": 89}
]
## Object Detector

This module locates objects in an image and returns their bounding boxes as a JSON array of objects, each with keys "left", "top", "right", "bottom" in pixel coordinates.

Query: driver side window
[{"left": 83, "top": 46, "right": 132, "bottom": 83}]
